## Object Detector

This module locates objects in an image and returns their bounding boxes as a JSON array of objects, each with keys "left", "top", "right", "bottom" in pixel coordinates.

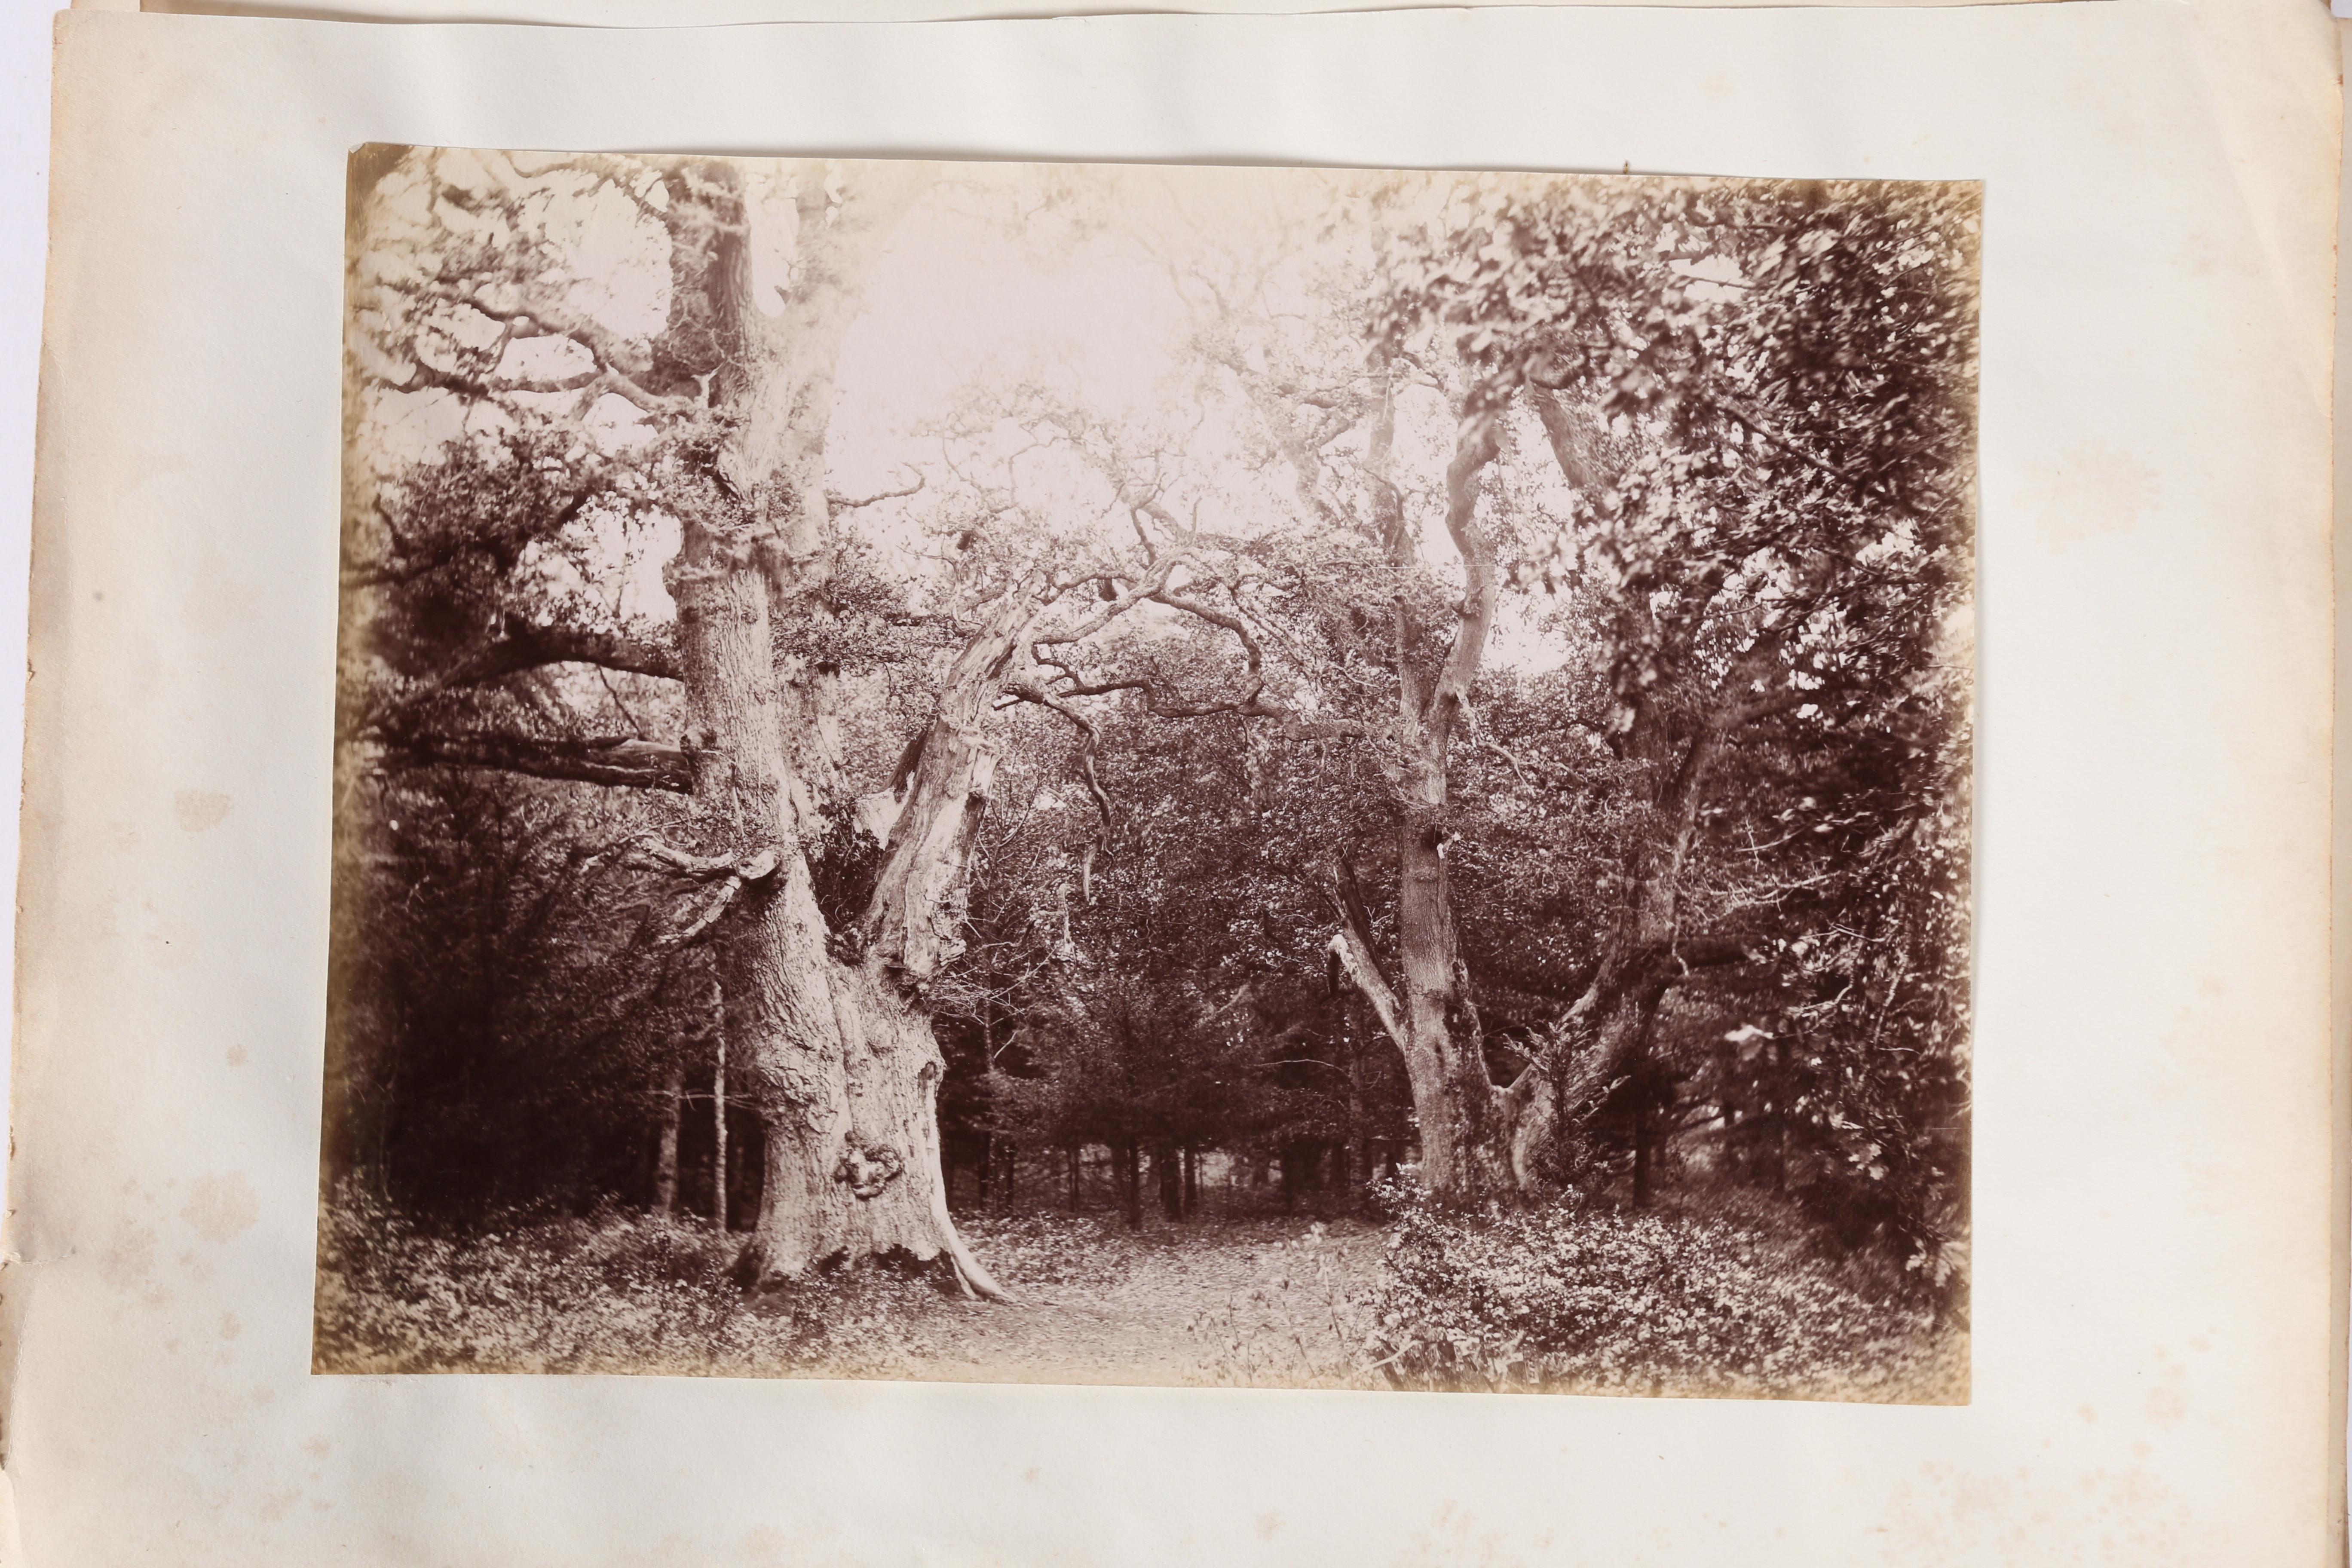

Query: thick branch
[
  {"left": 1525, "top": 383, "right": 1598, "bottom": 493},
  {"left": 386, "top": 730, "right": 694, "bottom": 792},
  {"left": 1319, "top": 864, "right": 1405, "bottom": 1049},
  {"left": 623, "top": 837, "right": 782, "bottom": 884},
  {"left": 1423, "top": 407, "right": 1505, "bottom": 730},
  {"left": 438, "top": 622, "right": 681, "bottom": 689}
]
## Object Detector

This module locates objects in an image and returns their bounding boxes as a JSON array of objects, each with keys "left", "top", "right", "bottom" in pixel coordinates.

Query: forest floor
[
  {"left": 315, "top": 1192, "right": 1964, "bottom": 1400},
  {"left": 870, "top": 1212, "right": 1388, "bottom": 1388}
]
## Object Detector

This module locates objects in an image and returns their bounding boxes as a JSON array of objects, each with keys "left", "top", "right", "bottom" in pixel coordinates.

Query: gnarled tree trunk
[
  {"left": 1316, "top": 378, "right": 1761, "bottom": 1204},
  {"left": 649, "top": 157, "right": 1021, "bottom": 1297},
  {"left": 1321, "top": 389, "right": 1515, "bottom": 1201}
]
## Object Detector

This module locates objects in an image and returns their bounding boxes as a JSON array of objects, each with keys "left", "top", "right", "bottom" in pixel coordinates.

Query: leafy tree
[{"left": 1284, "top": 173, "right": 1978, "bottom": 1200}]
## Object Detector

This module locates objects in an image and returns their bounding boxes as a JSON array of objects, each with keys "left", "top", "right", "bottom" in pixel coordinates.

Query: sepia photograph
[{"left": 316, "top": 149, "right": 1975, "bottom": 1401}]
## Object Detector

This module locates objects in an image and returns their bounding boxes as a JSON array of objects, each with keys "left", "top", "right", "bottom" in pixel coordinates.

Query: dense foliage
[{"left": 1360, "top": 1187, "right": 1956, "bottom": 1398}]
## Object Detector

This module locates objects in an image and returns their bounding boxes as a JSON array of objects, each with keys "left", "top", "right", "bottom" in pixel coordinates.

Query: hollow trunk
[
  {"left": 645, "top": 159, "right": 1020, "bottom": 1298},
  {"left": 663, "top": 470, "right": 1014, "bottom": 1291}
]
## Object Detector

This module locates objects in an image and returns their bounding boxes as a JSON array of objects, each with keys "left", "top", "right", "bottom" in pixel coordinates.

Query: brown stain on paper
[
  {"left": 98, "top": 1218, "right": 159, "bottom": 1296},
  {"left": 2024, "top": 441, "right": 2162, "bottom": 549},
  {"left": 172, "top": 788, "right": 233, "bottom": 833},
  {"left": 181, "top": 1171, "right": 259, "bottom": 1243}
]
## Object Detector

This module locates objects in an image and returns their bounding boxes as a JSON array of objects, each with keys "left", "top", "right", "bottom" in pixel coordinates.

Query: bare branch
[{"left": 826, "top": 473, "right": 926, "bottom": 511}]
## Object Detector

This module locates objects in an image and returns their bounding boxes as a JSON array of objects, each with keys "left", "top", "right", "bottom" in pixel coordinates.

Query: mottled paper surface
[{"left": 11, "top": 3, "right": 2339, "bottom": 1563}]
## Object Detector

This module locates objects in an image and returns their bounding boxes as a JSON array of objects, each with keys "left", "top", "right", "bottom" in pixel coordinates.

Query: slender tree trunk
[
  {"left": 1772, "top": 1038, "right": 1790, "bottom": 1194},
  {"left": 653, "top": 1061, "right": 684, "bottom": 1216},
  {"left": 1117, "top": 1143, "right": 1142, "bottom": 1230},
  {"left": 1154, "top": 1144, "right": 1182, "bottom": 1221},
  {"left": 1341, "top": 1015, "right": 1365, "bottom": 1206},
  {"left": 1066, "top": 1145, "right": 1081, "bottom": 1212},
  {"left": 1632, "top": 1096, "right": 1652, "bottom": 1210},
  {"left": 712, "top": 991, "right": 730, "bottom": 1230},
  {"left": 975, "top": 1010, "right": 996, "bottom": 1211}
]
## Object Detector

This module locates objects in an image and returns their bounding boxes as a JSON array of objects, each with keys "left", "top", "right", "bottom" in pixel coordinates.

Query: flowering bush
[{"left": 1360, "top": 1189, "right": 1957, "bottom": 1400}]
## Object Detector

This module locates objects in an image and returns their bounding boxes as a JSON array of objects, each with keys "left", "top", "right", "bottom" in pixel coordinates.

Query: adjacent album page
[
  {"left": 12, "top": 3, "right": 2340, "bottom": 1564},
  {"left": 119, "top": 0, "right": 2081, "bottom": 21}
]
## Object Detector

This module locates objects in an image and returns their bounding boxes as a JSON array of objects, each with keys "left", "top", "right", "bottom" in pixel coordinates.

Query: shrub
[
  {"left": 312, "top": 1182, "right": 943, "bottom": 1378},
  {"left": 1360, "top": 1190, "right": 1955, "bottom": 1400}
]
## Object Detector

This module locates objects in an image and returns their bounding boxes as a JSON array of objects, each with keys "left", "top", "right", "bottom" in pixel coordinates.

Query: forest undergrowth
[{"left": 314, "top": 1181, "right": 1962, "bottom": 1401}]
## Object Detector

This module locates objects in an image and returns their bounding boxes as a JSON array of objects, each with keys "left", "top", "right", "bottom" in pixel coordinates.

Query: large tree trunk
[
  {"left": 1315, "top": 379, "right": 1764, "bottom": 1202},
  {"left": 649, "top": 158, "right": 1018, "bottom": 1298},
  {"left": 1498, "top": 386, "right": 1778, "bottom": 1188},
  {"left": 1321, "top": 390, "right": 1513, "bottom": 1202},
  {"left": 1497, "top": 688, "right": 1743, "bottom": 1188}
]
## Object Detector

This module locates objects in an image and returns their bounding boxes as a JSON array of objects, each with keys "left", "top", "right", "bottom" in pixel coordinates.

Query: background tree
[{"left": 1335, "top": 174, "right": 1976, "bottom": 1199}]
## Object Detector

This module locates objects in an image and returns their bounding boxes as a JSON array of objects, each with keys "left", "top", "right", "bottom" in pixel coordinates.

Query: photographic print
[{"left": 317, "top": 150, "right": 1975, "bottom": 1401}]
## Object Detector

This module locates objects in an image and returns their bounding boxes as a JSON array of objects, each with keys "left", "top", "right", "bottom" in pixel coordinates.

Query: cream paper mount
[{"left": 12, "top": 3, "right": 2340, "bottom": 1565}]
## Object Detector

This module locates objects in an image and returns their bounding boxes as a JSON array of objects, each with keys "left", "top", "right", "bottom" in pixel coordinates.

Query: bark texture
[
  {"left": 1310, "top": 377, "right": 1763, "bottom": 1202},
  {"left": 1320, "top": 385, "right": 1514, "bottom": 1200},
  {"left": 649, "top": 159, "right": 1010, "bottom": 1297}
]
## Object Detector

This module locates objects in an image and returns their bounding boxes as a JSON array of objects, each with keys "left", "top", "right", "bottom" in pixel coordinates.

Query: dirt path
[{"left": 891, "top": 1216, "right": 1387, "bottom": 1388}]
